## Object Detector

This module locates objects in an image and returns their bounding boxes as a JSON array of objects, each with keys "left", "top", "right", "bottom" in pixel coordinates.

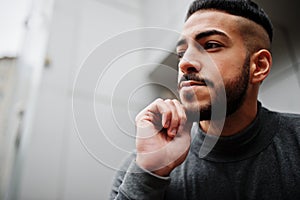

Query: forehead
[{"left": 181, "top": 10, "right": 242, "bottom": 40}]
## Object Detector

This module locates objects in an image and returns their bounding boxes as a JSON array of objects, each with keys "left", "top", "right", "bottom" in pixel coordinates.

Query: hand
[{"left": 135, "top": 98, "right": 193, "bottom": 176}]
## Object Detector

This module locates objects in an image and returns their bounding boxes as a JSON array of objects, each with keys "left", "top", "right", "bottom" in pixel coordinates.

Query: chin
[{"left": 181, "top": 99, "right": 212, "bottom": 121}]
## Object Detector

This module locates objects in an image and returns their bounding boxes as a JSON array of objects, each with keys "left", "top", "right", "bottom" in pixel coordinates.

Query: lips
[{"left": 179, "top": 80, "right": 207, "bottom": 89}]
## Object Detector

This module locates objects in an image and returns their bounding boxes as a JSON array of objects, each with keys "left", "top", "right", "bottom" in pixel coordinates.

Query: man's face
[{"left": 177, "top": 10, "right": 250, "bottom": 120}]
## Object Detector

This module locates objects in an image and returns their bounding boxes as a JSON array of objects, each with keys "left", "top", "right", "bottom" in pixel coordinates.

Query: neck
[{"left": 200, "top": 101, "right": 258, "bottom": 136}]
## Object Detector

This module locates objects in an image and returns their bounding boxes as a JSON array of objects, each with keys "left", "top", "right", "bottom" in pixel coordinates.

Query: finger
[
  {"left": 173, "top": 100, "right": 195, "bottom": 136},
  {"left": 172, "top": 100, "right": 190, "bottom": 136},
  {"left": 156, "top": 99, "right": 173, "bottom": 128},
  {"left": 147, "top": 98, "right": 172, "bottom": 128},
  {"left": 172, "top": 99, "right": 187, "bottom": 128},
  {"left": 136, "top": 99, "right": 167, "bottom": 126},
  {"left": 164, "top": 99, "right": 180, "bottom": 137}
]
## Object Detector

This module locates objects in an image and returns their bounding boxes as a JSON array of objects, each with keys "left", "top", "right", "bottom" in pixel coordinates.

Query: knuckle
[
  {"left": 164, "top": 109, "right": 172, "bottom": 116},
  {"left": 135, "top": 113, "right": 144, "bottom": 123},
  {"left": 165, "top": 99, "right": 175, "bottom": 105},
  {"left": 135, "top": 115, "right": 139, "bottom": 122},
  {"left": 172, "top": 99, "right": 180, "bottom": 104},
  {"left": 154, "top": 98, "right": 163, "bottom": 103},
  {"left": 172, "top": 99, "right": 183, "bottom": 108},
  {"left": 135, "top": 111, "right": 143, "bottom": 122}
]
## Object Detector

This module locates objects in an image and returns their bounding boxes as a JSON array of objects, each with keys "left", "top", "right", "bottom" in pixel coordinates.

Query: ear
[{"left": 250, "top": 49, "right": 272, "bottom": 84}]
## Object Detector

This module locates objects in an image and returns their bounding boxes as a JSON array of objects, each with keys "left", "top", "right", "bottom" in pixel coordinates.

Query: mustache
[{"left": 178, "top": 74, "right": 214, "bottom": 88}]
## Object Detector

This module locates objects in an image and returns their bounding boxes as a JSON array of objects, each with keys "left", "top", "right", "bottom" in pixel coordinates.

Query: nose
[{"left": 178, "top": 49, "right": 202, "bottom": 74}]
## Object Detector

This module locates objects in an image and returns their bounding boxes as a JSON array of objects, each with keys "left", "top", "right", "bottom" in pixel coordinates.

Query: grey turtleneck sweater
[{"left": 110, "top": 104, "right": 300, "bottom": 200}]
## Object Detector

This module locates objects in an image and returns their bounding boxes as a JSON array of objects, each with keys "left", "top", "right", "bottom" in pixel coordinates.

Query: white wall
[
  {"left": 16, "top": 0, "right": 195, "bottom": 199},
  {"left": 256, "top": 0, "right": 300, "bottom": 113},
  {"left": 18, "top": 0, "right": 143, "bottom": 199},
  {"left": 258, "top": 24, "right": 300, "bottom": 113}
]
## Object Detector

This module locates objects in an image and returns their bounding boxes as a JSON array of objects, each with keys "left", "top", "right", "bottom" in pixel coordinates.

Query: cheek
[{"left": 209, "top": 58, "right": 244, "bottom": 82}]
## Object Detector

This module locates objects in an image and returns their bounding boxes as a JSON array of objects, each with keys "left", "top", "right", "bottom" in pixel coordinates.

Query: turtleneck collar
[{"left": 191, "top": 102, "right": 276, "bottom": 162}]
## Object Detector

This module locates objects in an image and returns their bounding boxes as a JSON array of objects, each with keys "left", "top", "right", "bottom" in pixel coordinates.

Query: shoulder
[
  {"left": 261, "top": 107, "right": 300, "bottom": 148},
  {"left": 262, "top": 107, "right": 300, "bottom": 131}
]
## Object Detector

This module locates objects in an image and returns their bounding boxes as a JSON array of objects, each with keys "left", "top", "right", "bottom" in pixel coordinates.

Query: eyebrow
[{"left": 176, "top": 30, "right": 229, "bottom": 48}]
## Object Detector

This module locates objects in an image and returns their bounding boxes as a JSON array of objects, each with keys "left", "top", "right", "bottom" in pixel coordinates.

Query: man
[{"left": 110, "top": 0, "right": 300, "bottom": 199}]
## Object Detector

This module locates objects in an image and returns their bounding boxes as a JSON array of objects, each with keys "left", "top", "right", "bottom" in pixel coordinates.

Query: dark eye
[
  {"left": 204, "top": 42, "right": 223, "bottom": 50},
  {"left": 177, "top": 51, "right": 185, "bottom": 59}
]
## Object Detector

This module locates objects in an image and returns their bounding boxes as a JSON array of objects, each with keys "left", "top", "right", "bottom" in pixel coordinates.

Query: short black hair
[{"left": 186, "top": 0, "right": 273, "bottom": 42}]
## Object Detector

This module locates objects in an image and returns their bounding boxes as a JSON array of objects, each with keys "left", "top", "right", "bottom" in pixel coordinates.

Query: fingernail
[{"left": 171, "top": 128, "right": 177, "bottom": 136}]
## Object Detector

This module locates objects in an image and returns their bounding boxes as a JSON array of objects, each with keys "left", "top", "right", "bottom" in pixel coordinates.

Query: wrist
[
  {"left": 152, "top": 166, "right": 173, "bottom": 177},
  {"left": 136, "top": 158, "right": 173, "bottom": 177}
]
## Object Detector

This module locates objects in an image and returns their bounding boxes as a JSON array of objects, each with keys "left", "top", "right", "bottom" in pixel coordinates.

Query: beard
[{"left": 179, "top": 55, "right": 250, "bottom": 121}]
